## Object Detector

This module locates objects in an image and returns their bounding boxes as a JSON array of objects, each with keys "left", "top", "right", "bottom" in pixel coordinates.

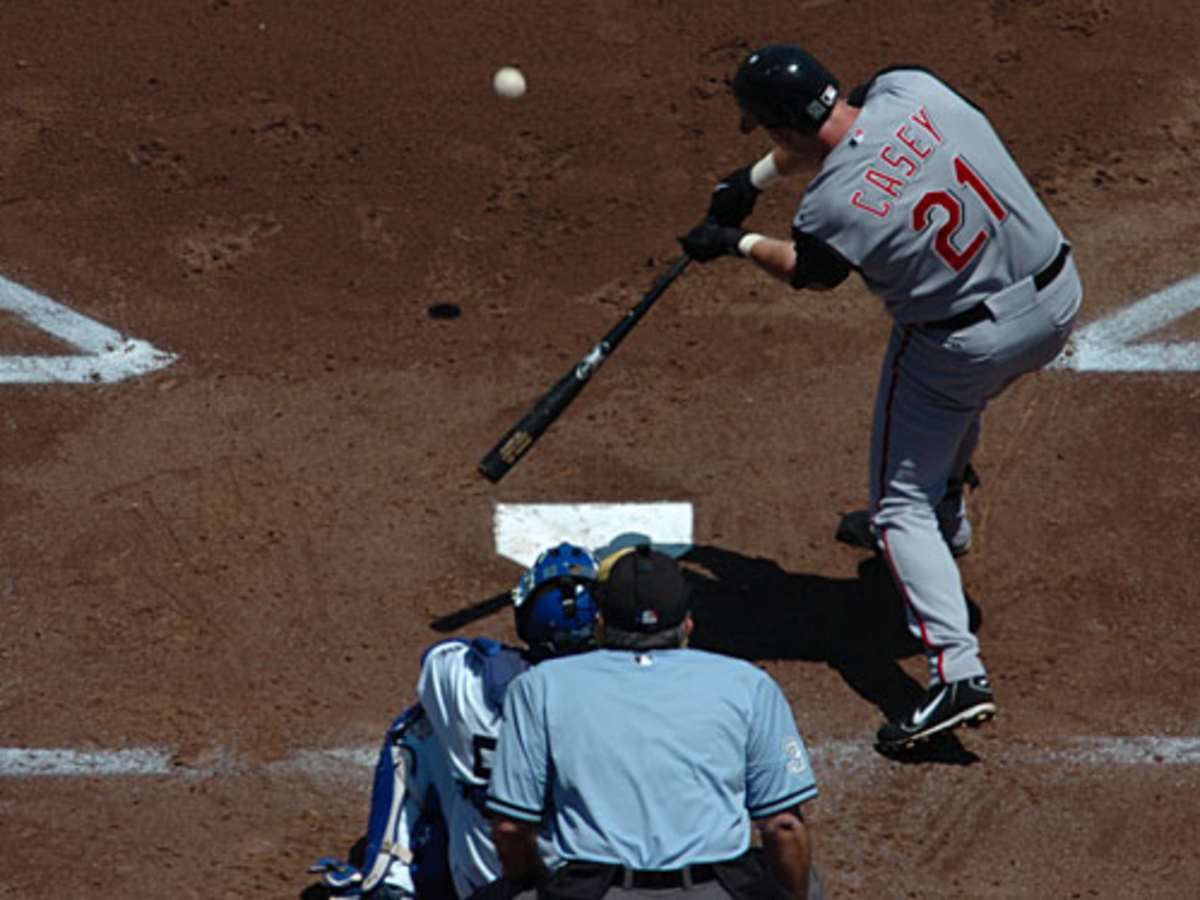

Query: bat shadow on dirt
[{"left": 682, "top": 544, "right": 984, "bottom": 765}]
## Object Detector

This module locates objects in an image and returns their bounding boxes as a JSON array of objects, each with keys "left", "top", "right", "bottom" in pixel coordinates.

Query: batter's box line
[
  {"left": 1051, "top": 271, "right": 1200, "bottom": 372},
  {"left": 0, "top": 274, "right": 177, "bottom": 384},
  {"left": 4, "top": 738, "right": 1200, "bottom": 779}
]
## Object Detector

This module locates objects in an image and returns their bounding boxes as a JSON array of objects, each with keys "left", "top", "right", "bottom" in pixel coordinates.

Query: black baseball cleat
[{"left": 876, "top": 675, "right": 996, "bottom": 751}]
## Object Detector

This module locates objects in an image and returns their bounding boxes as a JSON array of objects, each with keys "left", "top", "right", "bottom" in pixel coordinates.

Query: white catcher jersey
[
  {"left": 418, "top": 638, "right": 527, "bottom": 788},
  {"left": 795, "top": 68, "right": 1064, "bottom": 324},
  {"left": 417, "top": 638, "right": 530, "bottom": 898}
]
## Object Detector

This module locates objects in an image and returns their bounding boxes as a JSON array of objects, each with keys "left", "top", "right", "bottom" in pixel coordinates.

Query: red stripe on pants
[{"left": 875, "top": 328, "right": 945, "bottom": 683}]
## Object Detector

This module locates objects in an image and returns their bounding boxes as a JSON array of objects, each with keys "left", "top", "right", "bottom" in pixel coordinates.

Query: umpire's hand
[{"left": 679, "top": 220, "right": 747, "bottom": 262}]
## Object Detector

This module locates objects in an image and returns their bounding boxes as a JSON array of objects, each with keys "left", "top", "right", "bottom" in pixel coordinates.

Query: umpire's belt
[
  {"left": 616, "top": 864, "right": 718, "bottom": 890},
  {"left": 921, "top": 243, "right": 1070, "bottom": 332}
]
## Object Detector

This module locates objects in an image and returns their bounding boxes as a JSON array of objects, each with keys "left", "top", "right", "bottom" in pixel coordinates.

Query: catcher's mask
[
  {"left": 512, "top": 542, "right": 600, "bottom": 658},
  {"left": 733, "top": 44, "right": 840, "bottom": 135}
]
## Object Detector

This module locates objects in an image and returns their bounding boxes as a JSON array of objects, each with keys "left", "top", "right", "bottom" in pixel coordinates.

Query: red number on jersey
[{"left": 912, "top": 156, "right": 1007, "bottom": 272}]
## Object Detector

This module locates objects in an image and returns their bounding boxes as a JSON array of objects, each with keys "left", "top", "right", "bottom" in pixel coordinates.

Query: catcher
[{"left": 310, "top": 542, "right": 602, "bottom": 898}]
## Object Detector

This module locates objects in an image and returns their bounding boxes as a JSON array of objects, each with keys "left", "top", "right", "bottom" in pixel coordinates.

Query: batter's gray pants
[{"left": 870, "top": 253, "right": 1083, "bottom": 684}]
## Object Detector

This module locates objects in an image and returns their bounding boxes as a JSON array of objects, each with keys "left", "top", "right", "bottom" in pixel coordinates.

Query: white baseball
[{"left": 493, "top": 66, "right": 527, "bottom": 100}]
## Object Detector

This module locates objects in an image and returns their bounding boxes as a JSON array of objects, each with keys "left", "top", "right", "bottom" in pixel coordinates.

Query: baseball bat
[
  {"left": 429, "top": 589, "right": 512, "bottom": 632},
  {"left": 478, "top": 254, "right": 692, "bottom": 482}
]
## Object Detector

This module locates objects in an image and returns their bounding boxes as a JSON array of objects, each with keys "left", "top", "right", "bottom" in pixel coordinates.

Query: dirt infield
[{"left": 2, "top": 2, "right": 1199, "bottom": 898}]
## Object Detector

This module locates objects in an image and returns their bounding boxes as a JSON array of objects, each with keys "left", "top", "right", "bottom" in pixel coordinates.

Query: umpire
[{"left": 484, "top": 544, "right": 824, "bottom": 900}]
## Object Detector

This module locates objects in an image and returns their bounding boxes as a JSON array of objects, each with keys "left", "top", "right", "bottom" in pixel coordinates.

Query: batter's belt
[{"left": 921, "top": 243, "right": 1070, "bottom": 332}]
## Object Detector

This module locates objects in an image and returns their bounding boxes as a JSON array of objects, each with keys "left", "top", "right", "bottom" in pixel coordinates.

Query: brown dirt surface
[{"left": 2, "top": 2, "right": 1199, "bottom": 898}]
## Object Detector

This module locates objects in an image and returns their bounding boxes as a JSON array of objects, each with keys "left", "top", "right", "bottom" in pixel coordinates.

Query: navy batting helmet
[
  {"left": 512, "top": 542, "right": 600, "bottom": 659},
  {"left": 733, "top": 44, "right": 840, "bottom": 135}
]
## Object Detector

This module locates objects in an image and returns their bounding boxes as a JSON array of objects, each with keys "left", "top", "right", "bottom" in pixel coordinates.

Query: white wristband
[
  {"left": 749, "top": 152, "right": 782, "bottom": 190},
  {"left": 737, "top": 233, "right": 765, "bottom": 258}
]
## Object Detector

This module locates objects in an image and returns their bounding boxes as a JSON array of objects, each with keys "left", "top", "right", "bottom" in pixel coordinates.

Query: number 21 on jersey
[{"left": 913, "top": 156, "right": 1007, "bottom": 272}]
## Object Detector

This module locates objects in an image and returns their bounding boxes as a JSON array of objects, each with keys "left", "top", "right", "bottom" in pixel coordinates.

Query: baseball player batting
[{"left": 680, "top": 46, "right": 1082, "bottom": 752}]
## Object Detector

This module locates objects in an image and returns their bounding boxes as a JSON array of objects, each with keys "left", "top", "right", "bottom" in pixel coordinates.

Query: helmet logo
[
  {"left": 805, "top": 84, "right": 838, "bottom": 124},
  {"left": 638, "top": 609, "right": 659, "bottom": 627}
]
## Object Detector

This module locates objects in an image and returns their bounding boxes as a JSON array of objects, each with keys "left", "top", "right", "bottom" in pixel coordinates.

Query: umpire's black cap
[{"left": 595, "top": 544, "right": 690, "bottom": 633}]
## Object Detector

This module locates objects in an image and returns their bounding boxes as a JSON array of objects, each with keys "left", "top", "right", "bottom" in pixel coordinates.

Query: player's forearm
[
  {"left": 491, "top": 816, "right": 545, "bottom": 885},
  {"left": 767, "top": 147, "right": 805, "bottom": 179},
  {"left": 740, "top": 235, "right": 799, "bottom": 285},
  {"left": 757, "top": 808, "right": 813, "bottom": 900},
  {"left": 748, "top": 148, "right": 803, "bottom": 191}
]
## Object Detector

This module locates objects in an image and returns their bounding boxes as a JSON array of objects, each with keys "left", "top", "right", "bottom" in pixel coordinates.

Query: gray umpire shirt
[{"left": 486, "top": 647, "right": 819, "bottom": 869}]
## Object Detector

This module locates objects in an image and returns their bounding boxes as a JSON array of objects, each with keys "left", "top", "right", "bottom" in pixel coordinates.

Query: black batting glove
[
  {"left": 678, "top": 221, "right": 747, "bottom": 262},
  {"left": 706, "top": 166, "right": 760, "bottom": 227}
]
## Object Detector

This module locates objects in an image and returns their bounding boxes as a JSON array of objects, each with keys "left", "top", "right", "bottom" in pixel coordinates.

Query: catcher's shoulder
[{"left": 419, "top": 636, "right": 523, "bottom": 669}]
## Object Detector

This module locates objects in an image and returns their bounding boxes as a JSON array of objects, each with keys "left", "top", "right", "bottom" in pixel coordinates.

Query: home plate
[{"left": 494, "top": 503, "right": 694, "bottom": 567}]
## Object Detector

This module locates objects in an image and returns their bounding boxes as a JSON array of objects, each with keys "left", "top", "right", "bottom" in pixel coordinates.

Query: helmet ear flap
[{"left": 514, "top": 591, "right": 533, "bottom": 645}]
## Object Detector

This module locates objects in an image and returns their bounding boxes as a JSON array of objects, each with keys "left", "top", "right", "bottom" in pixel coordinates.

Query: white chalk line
[
  {"left": 4, "top": 738, "right": 1200, "bottom": 779},
  {"left": 0, "top": 274, "right": 177, "bottom": 383},
  {"left": 1052, "top": 272, "right": 1200, "bottom": 372}
]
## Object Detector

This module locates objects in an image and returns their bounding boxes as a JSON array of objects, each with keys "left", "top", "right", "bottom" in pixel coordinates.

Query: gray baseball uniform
[
  {"left": 795, "top": 68, "right": 1082, "bottom": 684},
  {"left": 486, "top": 648, "right": 818, "bottom": 866}
]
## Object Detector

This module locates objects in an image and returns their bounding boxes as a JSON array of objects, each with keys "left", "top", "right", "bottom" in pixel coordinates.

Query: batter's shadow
[{"left": 681, "top": 544, "right": 984, "bottom": 764}]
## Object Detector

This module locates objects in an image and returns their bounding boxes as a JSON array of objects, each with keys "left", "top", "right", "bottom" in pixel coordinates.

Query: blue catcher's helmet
[{"left": 512, "top": 542, "right": 600, "bottom": 659}]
